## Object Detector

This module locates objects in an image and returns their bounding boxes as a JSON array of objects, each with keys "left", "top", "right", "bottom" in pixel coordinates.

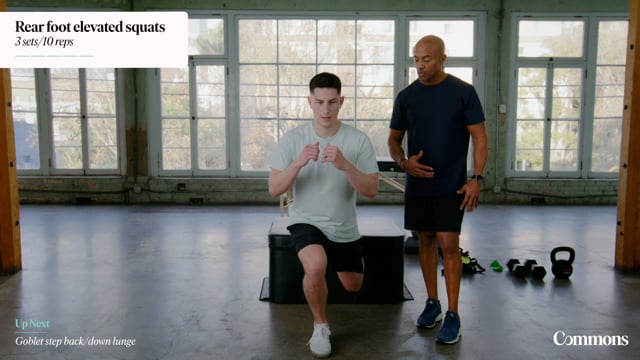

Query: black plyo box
[{"left": 268, "top": 217, "right": 406, "bottom": 304}]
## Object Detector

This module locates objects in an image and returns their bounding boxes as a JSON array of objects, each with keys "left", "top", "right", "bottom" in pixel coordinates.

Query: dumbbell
[
  {"left": 530, "top": 265, "right": 547, "bottom": 280},
  {"left": 517, "top": 259, "right": 536, "bottom": 278},
  {"left": 507, "top": 258, "right": 547, "bottom": 280},
  {"left": 506, "top": 259, "right": 527, "bottom": 278},
  {"left": 513, "top": 259, "right": 539, "bottom": 279},
  {"left": 507, "top": 259, "right": 520, "bottom": 272}
]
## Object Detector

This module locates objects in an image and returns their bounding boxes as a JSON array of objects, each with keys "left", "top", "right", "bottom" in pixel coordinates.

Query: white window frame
[
  {"left": 149, "top": 14, "right": 232, "bottom": 177},
  {"left": 149, "top": 11, "right": 486, "bottom": 178},
  {"left": 13, "top": 68, "right": 125, "bottom": 176},
  {"left": 508, "top": 13, "right": 628, "bottom": 179}
]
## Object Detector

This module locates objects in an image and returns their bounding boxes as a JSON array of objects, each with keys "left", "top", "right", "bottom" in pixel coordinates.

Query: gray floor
[{"left": 1, "top": 204, "right": 639, "bottom": 360}]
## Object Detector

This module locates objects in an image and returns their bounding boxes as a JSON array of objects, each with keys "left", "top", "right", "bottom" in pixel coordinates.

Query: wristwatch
[{"left": 471, "top": 174, "right": 484, "bottom": 183}]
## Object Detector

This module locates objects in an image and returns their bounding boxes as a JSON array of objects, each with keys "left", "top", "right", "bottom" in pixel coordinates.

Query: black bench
[{"left": 265, "top": 217, "right": 410, "bottom": 304}]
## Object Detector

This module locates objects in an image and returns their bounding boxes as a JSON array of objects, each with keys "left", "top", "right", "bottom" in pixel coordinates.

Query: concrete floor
[{"left": 1, "top": 204, "right": 639, "bottom": 360}]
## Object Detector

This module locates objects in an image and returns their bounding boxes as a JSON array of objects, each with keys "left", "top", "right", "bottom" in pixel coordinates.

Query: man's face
[
  {"left": 308, "top": 87, "right": 344, "bottom": 128},
  {"left": 413, "top": 39, "right": 447, "bottom": 84}
]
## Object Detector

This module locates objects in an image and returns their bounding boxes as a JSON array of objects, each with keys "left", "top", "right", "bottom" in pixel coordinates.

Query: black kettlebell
[{"left": 550, "top": 246, "right": 575, "bottom": 279}]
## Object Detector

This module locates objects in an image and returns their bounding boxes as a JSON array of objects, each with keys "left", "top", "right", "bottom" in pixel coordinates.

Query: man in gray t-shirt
[{"left": 269, "top": 72, "right": 379, "bottom": 358}]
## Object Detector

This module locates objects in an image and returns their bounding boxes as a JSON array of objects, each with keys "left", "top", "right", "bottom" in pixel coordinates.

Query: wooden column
[
  {"left": 0, "top": 0, "right": 22, "bottom": 273},
  {"left": 616, "top": 0, "right": 640, "bottom": 272}
]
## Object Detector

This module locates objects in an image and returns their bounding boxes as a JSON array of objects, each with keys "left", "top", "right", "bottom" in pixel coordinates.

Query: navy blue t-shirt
[{"left": 390, "top": 75, "right": 485, "bottom": 196}]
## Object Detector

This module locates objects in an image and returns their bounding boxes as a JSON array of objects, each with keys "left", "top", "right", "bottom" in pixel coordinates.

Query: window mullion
[
  {"left": 36, "top": 69, "right": 52, "bottom": 175},
  {"left": 79, "top": 69, "right": 89, "bottom": 173},
  {"left": 189, "top": 62, "right": 198, "bottom": 175},
  {"left": 543, "top": 63, "right": 554, "bottom": 175}
]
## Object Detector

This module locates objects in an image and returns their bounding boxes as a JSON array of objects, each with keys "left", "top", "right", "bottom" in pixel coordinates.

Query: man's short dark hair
[{"left": 309, "top": 72, "right": 341, "bottom": 94}]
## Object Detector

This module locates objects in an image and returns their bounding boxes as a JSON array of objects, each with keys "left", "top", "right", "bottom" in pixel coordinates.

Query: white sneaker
[{"left": 307, "top": 323, "right": 331, "bottom": 358}]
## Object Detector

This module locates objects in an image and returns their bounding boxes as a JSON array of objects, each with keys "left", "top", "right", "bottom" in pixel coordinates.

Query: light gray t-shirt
[{"left": 270, "top": 123, "right": 379, "bottom": 243}]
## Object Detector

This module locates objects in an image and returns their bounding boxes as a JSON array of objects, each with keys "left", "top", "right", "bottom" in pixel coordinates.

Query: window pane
[
  {"left": 318, "top": 20, "right": 355, "bottom": 63},
  {"left": 518, "top": 20, "right": 584, "bottom": 57},
  {"left": 11, "top": 69, "right": 37, "bottom": 112},
  {"left": 196, "top": 65, "right": 226, "bottom": 170},
  {"left": 161, "top": 68, "right": 190, "bottom": 117},
  {"left": 239, "top": 20, "right": 277, "bottom": 63},
  {"left": 551, "top": 68, "right": 582, "bottom": 119},
  {"left": 447, "top": 68, "right": 473, "bottom": 84},
  {"left": 88, "top": 117, "right": 118, "bottom": 169},
  {"left": 53, "top": 116, "right": 82, "bottom": 169},
  {"left": 550, "top": 120, "right": 579, "bottom": 171},
  {"left": 357, "top": 120, "right": 392, "bottom": 158},
  {"left": 239, "top": 65, "right": 277, "bottom": 119},
  {"left": 189, "top": 18, "right": 224, "bottom": 55},
  {"left": 549, "top": 68, "right": 581, "bottom": 172},
  {"left": 516, "top": 68, "right": 546, "bottom": 119},
  {"left": 198, "top": 118, "right": 226, "bottom": 170},
  {"left": 592, "top": 20, "right": 628, "bottom": 173},
  {"left": 86, "top": 69, "right": 116, "bottom": 115},
  {"left": 11, "top": 68, "right": 40, "bottom": 170},
  {"left": 591, "top": 66, "right": 625, "bottom": 172},
  {"left": 196, "top": 66, "right": 225, "bottom": 118},
  {"left": 356, "top": 65, "right": 394, "bottom": 120},
  {"left": 358, "top": 20, "right": 395, "bottom": 63},
  {"left": 241, "top": 119, "right": 277, "bottom": 171},
  {"left": 515, "top": 149, "right": 543, "bottom": 171},
  {"left": 51, "top": 68, "right": 80, "bottom": 114},
  {"left": 51, "top": 69, "right": 82, "bottom": 169},
  {"left": 162, "top": 118, "right": 191, "bottom": 170},
  {"left": 592, "top": 118, "right": 622, "bottom": 172},
  {"left": 86, "top": 68, "right": 118, "bottom": 170},
  {"left": 597, "top": 21, "right": 628, "bottom": 64},
  {"left": 279, "top": 65, "right": 315, "bottom": 119},
  {"left": 515, "top": 120, "right": 544, "bottom": 171},
  {"left": 409, "top": 20, "right": 475, "bottom": 57},
  {"left": 279, "top": 20, "right": 316, "bottom": 63},
  {"left": 593, "top": 67, "right": 625, "bottom": 118}
]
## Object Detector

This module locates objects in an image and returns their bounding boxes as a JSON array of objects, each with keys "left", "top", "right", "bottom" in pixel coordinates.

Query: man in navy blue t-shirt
[{"left": 388, "top": 35, "right": 489, "bottom": 345}]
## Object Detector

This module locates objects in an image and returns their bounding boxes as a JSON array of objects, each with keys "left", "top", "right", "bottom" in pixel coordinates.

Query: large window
[
  {"left": 591, "top": 20, "right": 628, "bottom": 173},
  {"left": 13, "top": 13, "right": 483, "bottom": 178},
  {"left": 10, "top": 68, "right": 40, "bottom": 170},
  {"left": 511, "top": 16, "right": 628, "bottom": 178},
  {"left": 150, "top": 13, "right": 484, "bottom": 177},
  {"left": 158, "top": 18, "right": 228, "bottom": 175},
  {"left": 11, "top": 68, "right": 122, "bottom": 175},
  {"left": 52, "top": 68, "right": 119, "bottom": 172},
  {"left": 237, "top": 18, "right": 395, "bottom": 172},
  {"left": 160, "top": 65, "right": 227, "bottom": 173}
]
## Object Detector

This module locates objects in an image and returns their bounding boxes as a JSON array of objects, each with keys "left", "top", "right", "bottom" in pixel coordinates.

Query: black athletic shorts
[
  {"left": 404, "top": 192, "right": 465, "bottom": 232},
  {"left": 286, "top": 223, "right": 364, "bottom": 273}
]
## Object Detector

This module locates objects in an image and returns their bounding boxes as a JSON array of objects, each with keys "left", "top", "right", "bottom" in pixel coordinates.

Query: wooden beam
[
  {"left": 615, "top": 0, "right": 640, "bottom": 272},
  {"left": 0, "top": 0, "right": 22, "bottom": 273}
]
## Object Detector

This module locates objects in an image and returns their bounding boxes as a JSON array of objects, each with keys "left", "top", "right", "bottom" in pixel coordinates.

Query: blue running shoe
[
  {"left": 416, "top": 298, "right": 443, "bottom": 328},
  {"left": 436, "top": 311, "right": 461, "bottom": 344}
]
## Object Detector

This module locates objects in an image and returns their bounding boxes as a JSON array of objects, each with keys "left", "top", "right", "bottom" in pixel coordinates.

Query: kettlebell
[{"left": 550, "top": 246, "right": 575, "bottom": 279}]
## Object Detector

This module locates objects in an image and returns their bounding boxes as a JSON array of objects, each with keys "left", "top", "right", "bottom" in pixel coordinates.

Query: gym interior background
[
  {"left": 5, "top": 0, "right": 633, "bottom": 206},
  {"left": 2, "top": 0, "right": 640, "bottom": 359}
]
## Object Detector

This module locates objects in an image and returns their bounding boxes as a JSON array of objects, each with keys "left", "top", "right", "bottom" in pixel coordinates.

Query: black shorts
[
  {"left": 404, "top": 192, "right": 465, "bottom": 232},
  {"left": 286, "top": 223, "right": 364, "bottom": 273}
]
